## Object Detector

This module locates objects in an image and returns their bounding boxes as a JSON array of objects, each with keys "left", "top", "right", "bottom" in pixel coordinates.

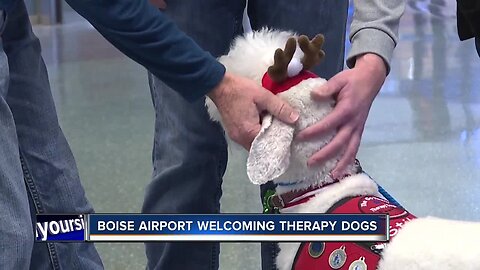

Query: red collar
[
  {"left": 262, "top": 70, "right": 318, "bottom": 95},
  {"left": 266, "top": 162, "right": 364, "bottom": 212},
  {"left": 266, "top": 180, "right": 340, "bottom": 212}
]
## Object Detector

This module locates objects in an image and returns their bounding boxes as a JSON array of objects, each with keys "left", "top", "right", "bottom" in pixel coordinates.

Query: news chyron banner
[
  {"left": 36, "top": 214, "right": 86, "bottom": 242},
  {"left": 36, "top": 214, "right": 389, "bottom": 242}
]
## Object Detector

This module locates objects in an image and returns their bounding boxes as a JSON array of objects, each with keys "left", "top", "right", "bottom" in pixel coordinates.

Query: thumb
[
  {"left": 311, "top": 73, "right": 347, "bottom": 101},
  {"left": 257, "top": 92, "right": 299, "bottom": 124}
]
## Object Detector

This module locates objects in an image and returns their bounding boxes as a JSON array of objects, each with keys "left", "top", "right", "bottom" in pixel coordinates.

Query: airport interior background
[{"left": 25, "top": 0, "right": 480, "bottom": 269}]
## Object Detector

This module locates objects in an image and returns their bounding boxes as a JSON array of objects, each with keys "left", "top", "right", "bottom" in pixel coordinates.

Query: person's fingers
[
  {"left": 257, "top": 92, "right": 299, "bottom": 124},
  {"left": 331, "top": 131, "right": 361, "bottom": 179},
  {"left": 229, "top": 123, "right": 261, "bottom": 150},
  {"left": 238, "top": 122, "right": 262, "bottom": 150},
  {"left": 311, "top": 73, "right": 348, "bottom": 100},
  {"left": 296, "top": 104, "right": 349, "bottom": 140},
  {"left": 307, "top": 126, "right": 352, "bottom": 167},
  {"left": 244, "top": 124, "right": 262, "bottom": 150}
]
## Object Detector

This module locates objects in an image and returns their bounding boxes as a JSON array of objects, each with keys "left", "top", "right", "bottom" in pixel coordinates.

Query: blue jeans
[
  {"left": 144, "top": 1, "right": 348, "bottom": 269},
  {"left": 0, "top": 1, "right": 102, "bottom": 269}
]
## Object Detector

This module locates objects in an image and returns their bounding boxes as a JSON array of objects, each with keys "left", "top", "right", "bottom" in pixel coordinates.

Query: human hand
[
  {"left": 208, "top": 73, "right": 300, "bottom": 149},
  {"left": 296, "top": 53, "right": 387, "bottom": 179},
  {"left": 149, "top": 0, "right": 167, "bottom": 9}
]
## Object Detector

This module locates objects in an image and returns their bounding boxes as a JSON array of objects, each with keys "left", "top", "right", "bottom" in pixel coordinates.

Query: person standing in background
[
  {"left": 457, "top": 0, "right": 480, "bottom": 57},
  {"left": 146, "top": 1, "right": 405, "bottom": 269}
]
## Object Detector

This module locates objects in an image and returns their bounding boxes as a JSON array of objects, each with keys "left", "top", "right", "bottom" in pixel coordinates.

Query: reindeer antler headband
[{"left": 262, "top": 34, "right": 326, "bottom": 94}]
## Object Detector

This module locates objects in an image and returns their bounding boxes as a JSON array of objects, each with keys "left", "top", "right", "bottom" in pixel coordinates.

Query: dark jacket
[
  {"left": 0, "top": 0, "right": 14, "bottom": 11},
  {"left": 2, "top": 0, "right": 225, "bottom": 102},
  {"left": 457, "top": 0, "right": 480, "bottom": 40}
]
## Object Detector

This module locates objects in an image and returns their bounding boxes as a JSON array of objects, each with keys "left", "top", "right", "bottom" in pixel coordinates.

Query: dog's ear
[{"left": 247, "top": 114, "right": 295, "bottom": 185}]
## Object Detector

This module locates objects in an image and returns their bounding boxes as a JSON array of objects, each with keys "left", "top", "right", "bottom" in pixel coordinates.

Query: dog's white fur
[
  {"left": 206, "top": 29, "right": 480, "bottom": 270},
  {"left": 206, "top": 29, "right": 357, "bottom": 190}
]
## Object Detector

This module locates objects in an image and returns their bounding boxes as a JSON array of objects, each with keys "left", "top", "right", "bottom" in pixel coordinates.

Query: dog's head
[{"left": 206, "top": 29, "right": 350, "bottom": 188}]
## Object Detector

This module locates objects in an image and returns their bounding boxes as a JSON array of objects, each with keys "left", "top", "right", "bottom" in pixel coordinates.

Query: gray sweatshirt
[{"left": 347, "top": 0, "right": 406, "bottom": 73}]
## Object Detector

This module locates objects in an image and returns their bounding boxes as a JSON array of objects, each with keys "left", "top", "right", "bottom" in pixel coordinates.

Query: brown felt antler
[
  {"left": 298, "top": 34, "right": 325, "bottom": 70},
  {"left": 267, "top": 37, "right": 297, "bottom": 83}
]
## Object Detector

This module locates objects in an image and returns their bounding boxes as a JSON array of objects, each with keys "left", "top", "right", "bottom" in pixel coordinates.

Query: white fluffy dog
[{"left": 206, "top": 29, "right": 480, "bottom": 270}]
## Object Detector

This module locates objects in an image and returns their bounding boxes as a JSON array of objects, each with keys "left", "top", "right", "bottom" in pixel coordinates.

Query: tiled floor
[{"left": 33, "top": 1, "right": 480, "bottom": 269}]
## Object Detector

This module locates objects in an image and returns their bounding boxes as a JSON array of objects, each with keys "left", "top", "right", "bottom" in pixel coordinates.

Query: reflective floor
[{"left": 33, "top": 1, "right": 480, "bottom": 269}]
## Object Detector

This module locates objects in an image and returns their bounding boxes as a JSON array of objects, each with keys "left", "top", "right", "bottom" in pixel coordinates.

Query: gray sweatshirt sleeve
[{"left": 346, "top": 0, "right": 406, "bottom": 73}]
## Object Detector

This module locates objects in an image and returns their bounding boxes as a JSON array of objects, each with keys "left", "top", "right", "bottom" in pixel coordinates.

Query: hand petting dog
[
  {"left": 208, "top": 72, "right": 299, "bottom": 150},
  {"left": 297, "top": 53, "right": 387, "bottom": 180}
]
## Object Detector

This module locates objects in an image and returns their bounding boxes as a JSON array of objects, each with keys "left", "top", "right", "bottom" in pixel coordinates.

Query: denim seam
[
  {"left": 211, "top": 127, "right": 228, "bottom": 269},
  {"left": 20, "top": 153, "right": 61, "bottom": 270},
  {"left": 271, "top": 243, "right": 277, "bottom": 270},
  {"left": 211, "top": 146, "right": 224, "bottom": 270},
  {"left": 148, "top": 73, "right": 159, "bottom": 175},
  {"left": 211, "top": 244, "right": 217, "bottom": 270}
]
